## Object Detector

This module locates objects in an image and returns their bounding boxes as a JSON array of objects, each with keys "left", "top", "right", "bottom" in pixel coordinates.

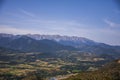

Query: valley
[{"left": 0, "top": 50, "right": 117, "bottom": 80}]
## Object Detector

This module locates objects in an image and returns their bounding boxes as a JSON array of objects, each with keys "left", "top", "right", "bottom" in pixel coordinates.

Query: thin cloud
[
  {"left": 23, "top": 19, "right": 85, "bottom": 29},
  {"left": 0, "top": 25, "right": 40, "bottom": 34},
  {"left": 5, "top": 12, "right": 26, "bottom": 19},
  {"left": 20, "top": 9, "right": 35, "bottom": 17},
  {"left": 104, "top": 19, "right": 120, "bottom": 28}
]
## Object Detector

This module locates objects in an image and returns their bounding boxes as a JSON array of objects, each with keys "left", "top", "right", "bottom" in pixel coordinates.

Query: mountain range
[{"left": 0, "top": 33, "right": 120, "bottom": 59}]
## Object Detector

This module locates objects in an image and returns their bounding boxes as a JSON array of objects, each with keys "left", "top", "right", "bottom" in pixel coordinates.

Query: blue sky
[{"left": 0, "top": 0, "right": 120, "bottom": 45}]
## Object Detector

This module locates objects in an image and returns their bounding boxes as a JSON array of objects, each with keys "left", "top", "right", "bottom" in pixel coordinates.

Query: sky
[{"left": 0, "top": 0, "right": 120, "bottom": 45}]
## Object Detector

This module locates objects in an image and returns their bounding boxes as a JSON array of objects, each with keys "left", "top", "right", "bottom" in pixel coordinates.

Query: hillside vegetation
[{"left": 62, "top": 60, "right": 120, "bottom": 80}]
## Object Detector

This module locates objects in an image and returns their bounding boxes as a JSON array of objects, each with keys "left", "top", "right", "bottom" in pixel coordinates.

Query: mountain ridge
[
  {"left": 0, "top": 34, "right": 77, "bottom": 53},
  {"left": 0, "top": 33, "right": 120, "bottom": 58},
  {"left": 0, "top": 33, "right": 115, "bottom": 46}
]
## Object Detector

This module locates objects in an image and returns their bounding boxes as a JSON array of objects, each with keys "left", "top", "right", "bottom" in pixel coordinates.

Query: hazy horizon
[{"left": 0, "top": 0, "right": 120, "bottom": 45}]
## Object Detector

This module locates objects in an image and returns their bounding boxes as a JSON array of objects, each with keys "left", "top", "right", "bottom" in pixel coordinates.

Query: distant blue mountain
[
  {"left": 0, "top": 34, "right": 77, "bottom": 52},
  {"left": 0, "top": 33, "right": 120, "bottom": 57}
]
